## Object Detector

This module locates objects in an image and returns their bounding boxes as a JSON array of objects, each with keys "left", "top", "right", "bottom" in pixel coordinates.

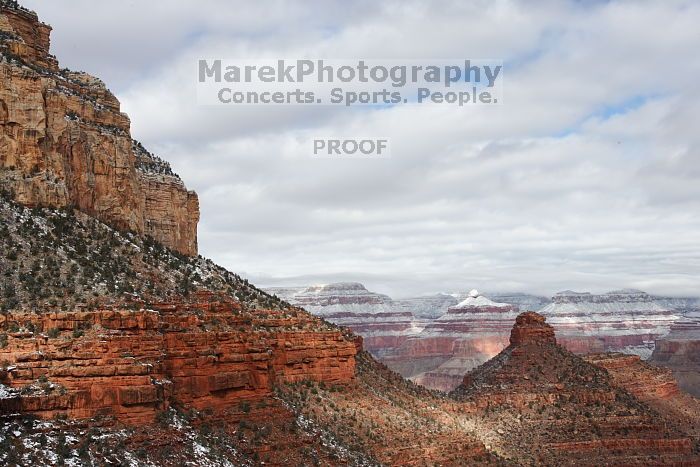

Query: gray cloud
[{"left": 23, "top": 0, "right": 700, "bottom": 298}]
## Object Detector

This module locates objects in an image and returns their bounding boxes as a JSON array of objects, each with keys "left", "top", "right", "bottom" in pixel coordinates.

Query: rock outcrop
[
  {"left": 585, "top": 353, "right": 680, "bottom": 400},
  {"left": 451, "top": 312, "right": 698, "bottom": 465},
  {"left": 0, "top": 2, "right": 199, "bottom": 255},
  {"left": 539, "top": 289, "right": 679, "bottom": 358},
  {"left": 586, "top": 352, "right": 700, "bottom": 456},
  {"left": 0, "top": 293, "right": 357, "bottom": 424},
  {"left": 508, "top": 310, "right": 556, "bottom": 345}
]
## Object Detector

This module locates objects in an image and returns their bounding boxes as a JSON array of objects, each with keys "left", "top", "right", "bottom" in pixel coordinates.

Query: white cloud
[{"left": 22, "top": 0, "right": 700, "bottom": 297}]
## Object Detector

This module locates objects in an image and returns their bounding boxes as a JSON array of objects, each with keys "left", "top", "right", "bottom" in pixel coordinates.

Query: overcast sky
[{"left": 23, "top": 0, "right": 700, "bottom": 298}]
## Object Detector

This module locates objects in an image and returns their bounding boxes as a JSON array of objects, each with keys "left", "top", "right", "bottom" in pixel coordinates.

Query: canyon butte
[
  {"left": 1, "top": 2, "right": 699, "bottom": 465},
  {"left": 271, "top": 284, "right": 699, "bottom": 395}
]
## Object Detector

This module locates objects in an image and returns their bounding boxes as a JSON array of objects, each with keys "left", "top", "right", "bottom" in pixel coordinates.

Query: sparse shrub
[
  {"left": 155, "top": 410, "right": 170, "bottom": 426},
  {"left": 56, "top": 432, "right": 70, "bottom": 459}
]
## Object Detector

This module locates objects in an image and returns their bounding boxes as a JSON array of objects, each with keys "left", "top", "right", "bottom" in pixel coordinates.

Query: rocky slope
[
  {"left": 277, "top": 312, "right": 700, "bottom": 466},
  {"left": 650, "top": 309, "right": 700, "bottom": 397},
  {"left": 0, "top": 1, "right": 199, "bottom": 256},
  {"left": 277, "top": 353, "right": 502, "bottom": 466},
  {"left": 451, "top": 312, "right": 699, "bottom": 465},
  {"left": 539, "top": 289, "right": 679, "bottom": 358},
  {"left": 585, "top": 353, "right": 700, "bottom": 451},
  {"left": 0, "top": 194, "right": 369, "bottom": 464},
  {"left": 0, "top": 195, "right": 284, "bottom": 313},
  {"left": 0, "top": 293, "right": 360, "bottom": 467},
  {"left": 0, "top": 293, "right": 356, "bottom": 423}
]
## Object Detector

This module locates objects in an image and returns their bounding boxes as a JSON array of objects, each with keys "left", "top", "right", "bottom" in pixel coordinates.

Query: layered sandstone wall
[
  {"left": 540, "top": 290, "right": 679, "bottom": 358},
  {"left": 585, "top": 353, "right": 681, "bottom": 400},
  {"left": 650, "top": 310, "right": 700, "bottom": 397},
  {"left": 0, "top": 3, "right": 199, "bottom": 255},
  {"left": 0, "top": 295, "right": 357, "bottom": 424},
  {"left": 0, "top": 4, "right": 56, "bottom": 71}
]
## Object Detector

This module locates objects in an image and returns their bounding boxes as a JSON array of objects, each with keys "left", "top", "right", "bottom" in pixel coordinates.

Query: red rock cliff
[
  {"left": 0, "top": 3, "right": 199, "bottom": 255},
  {"left": 0, "top": 294, "right": 357, "bottom": 424}
]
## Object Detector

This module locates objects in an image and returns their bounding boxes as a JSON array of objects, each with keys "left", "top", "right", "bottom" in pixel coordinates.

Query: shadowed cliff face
[
  {"left": 0, "top": 2, "right": 199, "bottom": 256},
  {"left": 647, "top": 308, "right": 700, "bottom": 398},
  {"left": 586, "top": 352, "right": 700, "bottom": 452}
]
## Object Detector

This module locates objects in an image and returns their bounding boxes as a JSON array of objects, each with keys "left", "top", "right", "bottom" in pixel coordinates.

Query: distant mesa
[
  {"left": 266, "top": 282, "right": 418, "bottom": 358},
  {"left": 291, "top": 282, "right": 394, "bottom": 309},
  {"left": 540, "top": 288, "right": 678, "bottom": 358}
]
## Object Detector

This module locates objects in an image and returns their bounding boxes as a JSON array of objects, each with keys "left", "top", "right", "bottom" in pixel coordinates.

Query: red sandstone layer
[
  {"left": 0, "top": 4, "right": 199, "bottom": 255},
  {"left": 0, "top": 294, "right": 356, "bottom": 424}
]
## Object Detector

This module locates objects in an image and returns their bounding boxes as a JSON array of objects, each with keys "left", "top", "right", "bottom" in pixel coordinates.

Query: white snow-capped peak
[{"left": 454, "top": 291, "right": 511, "bottom": 309}]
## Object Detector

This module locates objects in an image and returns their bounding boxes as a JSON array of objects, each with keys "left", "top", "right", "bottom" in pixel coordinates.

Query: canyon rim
[{"left": 2, "top": 1, "right": 700, "bottom": 466}]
